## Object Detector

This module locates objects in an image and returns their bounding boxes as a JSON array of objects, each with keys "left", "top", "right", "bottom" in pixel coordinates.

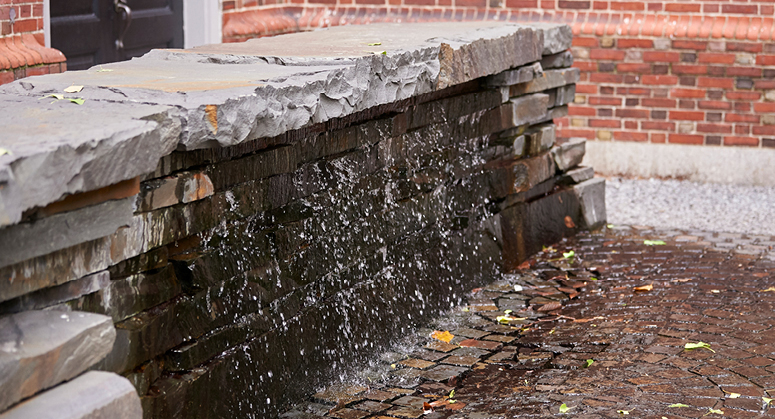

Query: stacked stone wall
[{"left": 0, "top": 23, "right": 603, "bottom": 419}]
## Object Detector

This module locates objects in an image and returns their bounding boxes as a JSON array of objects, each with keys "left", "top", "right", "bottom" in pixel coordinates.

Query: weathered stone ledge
[{"left": 0, "top": 22, "right": 569, "bottom": 229}]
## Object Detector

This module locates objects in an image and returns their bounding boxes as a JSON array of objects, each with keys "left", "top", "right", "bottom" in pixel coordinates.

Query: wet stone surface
[{"left": 284, "top": 226, "right": 775, "bottom": 419}]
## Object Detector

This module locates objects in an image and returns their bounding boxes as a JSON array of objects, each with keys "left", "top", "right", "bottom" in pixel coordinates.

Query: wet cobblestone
[{"left": 284, "top": 226, "right": 775, "bottom": 419}]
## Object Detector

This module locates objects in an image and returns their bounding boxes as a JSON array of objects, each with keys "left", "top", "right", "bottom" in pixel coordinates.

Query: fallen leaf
[
  {"left": 584, "top": 359, "right": 594, "bottom": 368},
  {"left": 423, "top": 401, "right": 434, "bottom": 413},
  {"left": 559, "top": 403, "right": 571, "bottom": 413},
  {"left": 431, "top": 330, "right": 454, "bottom": 343},
  {"left": 64, "top": 85, "right": 84, "bottom": 93},
  {"left": 367, "top": 42, "right": 382, "bottom": 46},
  {"left": 564, "top": 216, "right": 576, "bottom": 228},
  {"left": 706, "top": 408, "right": 724, "bottom": 415},
  {"left": 514, "top": 285, "right": 524, "bottom": 292},
  {"left": 727, "top": 393, "right": 741, "bottom": 399},
  {"left": 634, "top": 284, "right": 654, "bottom": 292},
  {"left": 671, "top": 278, "right": 692, "bottom": 283},
  {"left": 496, "top": 315, "right": 528, "bottom": 324},
  {"left": 760, "top": 287, "right": 775, "bottom": 293},
  {"left": 644, "top": 240, "right": 667, "bottom": 246},
  {"left": 563, "top": 250, "right": 575, "bottom": 259},
  {"left": 0, "top": 148, "right": 10, "bottom": 156},
  {"left": 449, "top": 390, "right": 455, "bottom": 399},
  {"left": 95, "top": 66, "right": 113, "bottom": 72},
  {"left": 590, "top": 277, "right": 598, "bottom": 281},
  {"left": 685, "top": 342, "right": 715, "bottom": 353},
  {"left": 517, "top": 261, "right": 531, "bottom": 270},
  {"left": 669, "top": 403, "right": 690, "bottom": 407},
  {"left": 617, "top": 410, "right": 629, "bottom": 415},
  {"left": 46, "top": 93, "right": 64, "bottom": 101},
  {"left": 607, "top": 224, "right": 614, "bottom": 228},
  {"left": 710, "top": 289, "right": 720, "bottom": 294},
  {"left": 68, "top": 98, "right": 85, "bottom": 105},
  {"left": 763, "top": 397, "right": 773, "bottom": 405},
  {"left": 537, "top": 302, "right": 562, "bottom": 312}
]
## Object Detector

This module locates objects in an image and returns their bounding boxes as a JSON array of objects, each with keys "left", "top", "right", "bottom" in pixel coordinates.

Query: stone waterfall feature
[{"left": 0, "top": 22, "right": 603, "bottom": 418}]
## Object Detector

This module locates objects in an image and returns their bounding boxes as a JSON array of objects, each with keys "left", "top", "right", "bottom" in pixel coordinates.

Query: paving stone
[
  {"left": 0, "top": 311, "right": 115, "bottom": 412},
  {"left": 421, "top": 365, "right": 469, "bottom": 382},
  {"left": 398, "top": 358, "right": 436, "bottom": 369},
  {"left": 351, "top": 400, "right": 392, "bottom": 413},
  {"left": 384, "top": 406, "right": 423, "bottom": 419},
  {"left": 451, "top": 327, "right": 490, "bottom": 339},
  {"left": 425, "top": 341, "right": 458, "bottom": 353},
  {"left": 442, "top": 355, "right": 480, "bottom": 367},
  {"left": 0, "top": 371, "right": 140, "bottom": 419},
  {"left": 392, "top": 396, "right": 427, "bottom": 408},
  {"left": 328, "top": 408, "right": 369, "bottom": 419}
]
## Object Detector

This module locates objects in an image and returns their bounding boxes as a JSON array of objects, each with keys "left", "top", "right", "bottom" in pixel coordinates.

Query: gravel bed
[{"left": 604, "top": 177, "right": 775, "bottom": 236}]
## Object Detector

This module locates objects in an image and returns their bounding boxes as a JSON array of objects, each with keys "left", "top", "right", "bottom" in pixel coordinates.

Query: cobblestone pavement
[{"left": 283, "top": 226, "right": 775, "bottom": 419}]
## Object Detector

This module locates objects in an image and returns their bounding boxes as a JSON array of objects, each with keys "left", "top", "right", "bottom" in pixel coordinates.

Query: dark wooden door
[{"left": 51, "top": 0, "right": 184, "bottom": 71}]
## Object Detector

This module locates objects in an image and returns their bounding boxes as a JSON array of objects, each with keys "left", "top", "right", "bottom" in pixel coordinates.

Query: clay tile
[
  {"left": 711, "top": 16, "right": 725, "bottom": 39},
  {"left": 13, "top": 35, "right": 42, "bottom": 65},
  {"left": 0, "top": 38, "right": 24, "bottom": 68},
  {"left": 724, "top": 17, "right": 739, "bottom": 39},
  {"left": 0, "top": 42, "right": 12, "bottom": 70},
  {"left": 748, "top": 17, "right": 762, "bottom": 42},
  {"left": 736, "top": 17, "right": 749, "bottom": 40},
  {"left": 699, "top": 16, "right": 713, "bottom": 38},
  {"left": 6, "top": 35, "right": 38, "bottom": 66},
  {"left": 761, "top": 17, "right": 774, "bottom": 41}
]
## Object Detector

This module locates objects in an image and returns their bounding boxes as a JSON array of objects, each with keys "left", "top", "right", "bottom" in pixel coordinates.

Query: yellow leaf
[
  {"left": 760, "top": 287, "right": 775, "bottom": 293},
  {"left": 634, "top": 284, "right": 654, "bottom": 292},
  {"left": 431, "top": 330, "right": 454, "bottom": 343},
  {"left": 0, "top": 148, "right": 10, "bottom": 156},
  {"left": 64, "top": 85, "right": 84, "bottom": 93},
  {"left": 728, "top": 393, "right": 741, "bottom": 399}
]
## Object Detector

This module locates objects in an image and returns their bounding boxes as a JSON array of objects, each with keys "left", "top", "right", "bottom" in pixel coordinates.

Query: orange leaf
[
  {"left": 423, "top": 402, "right": 434, "bottom": 412},
  {"left": 564, "top": 216, "right": 576, "bottom": 228},
  {"left": 634, "top": 284, "right": 654, "bottom": 292},
  {"left": 517, "top": 260, "right": 531, "bottom": 270},
  {"left": 431, "top": 330, "right": 455, "bottom": 343}
]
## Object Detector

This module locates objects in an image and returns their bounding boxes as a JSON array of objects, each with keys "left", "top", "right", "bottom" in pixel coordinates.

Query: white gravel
[{"left": 604, "top": 177, "right": 775, "bottom": 236}]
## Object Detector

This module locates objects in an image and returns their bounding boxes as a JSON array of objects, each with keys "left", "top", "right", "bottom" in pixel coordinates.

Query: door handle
[{"left": 114, "top": 0, "right": 132, "bottom": 50}]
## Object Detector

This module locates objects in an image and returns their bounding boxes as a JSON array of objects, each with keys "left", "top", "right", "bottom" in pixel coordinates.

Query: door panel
[{"left": 51, "top": 0, "right": 183, "bottom": 70}]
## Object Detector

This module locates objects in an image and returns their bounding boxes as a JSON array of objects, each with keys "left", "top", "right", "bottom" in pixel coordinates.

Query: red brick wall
[
  {"left": 0, "top": 0, "right": 66, "bottom": 86},
  {"left": 0, "top": 0, "right": 44, "bottom": 38},
  {"left": 222, "top": 2, "right": 775, "bottom": 149}
]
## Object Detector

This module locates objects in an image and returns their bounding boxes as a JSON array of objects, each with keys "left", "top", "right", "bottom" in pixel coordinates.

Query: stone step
[
  {"left": 0, "top": 371, "right": 141, "bottom": 419},
  {"left": 0, "top": 310, "right": 115, "bottom": 412}
]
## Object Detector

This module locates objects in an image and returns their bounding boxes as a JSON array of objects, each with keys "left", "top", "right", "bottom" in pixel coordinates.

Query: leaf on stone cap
[
  {"left": 559, "top": 403, "right": 571, "bottom": 413},
  {"left": 644, "top": 240, "right": 667, "bottom": 246},
  {"left": 763, "top": 397, "right": 773, "bottom": 405},
  {"left": 64, "top": 85, "right": 83, "bottom": 93},
  {"left": 367, "top": 42, "right": 382, "bottom": 46},
  {"left": 46, "top": 93, "right": 64, "bottom": 101},
  {"left": 68, "top": 98, "right": 85, "bottom": 105},
  {"left": 669, "top": 403, "right": 690, "bottom": 408},
  {"left": 431, "top": 330, "right": 454, "bottom": 343},
  {"left": 584, "top": 359, "right": 594, "bottom": 368},
  {"left": 634, "top": 284, "right": 654, "bottom": 292},
  {"left": 706, "top": 408, "right": 724, "bottom": 415},
  {"left": 685, "top": 342, "right": 715, "bottom": 353},
  {"left": 95, "top": 66, "right": 113, "bottom": 72},
  {"left": 0, "top": 148, "right": 11, "bottom": 156}
]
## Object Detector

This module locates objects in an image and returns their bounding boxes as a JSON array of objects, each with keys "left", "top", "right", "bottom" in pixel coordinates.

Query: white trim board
[{"left": 183, "top": 0, "right": 223, "bottom": 48}]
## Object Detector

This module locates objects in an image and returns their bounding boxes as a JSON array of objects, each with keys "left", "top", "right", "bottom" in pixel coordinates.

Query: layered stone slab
[
  {"left": 0, "top": 22, "right": 570, "bottom": 232},
  {"left": 0, "top": 311, "right": 116, "bottom": 411},
  {"left": 0, "top": 371, "right": 141, "bottom": 419}
]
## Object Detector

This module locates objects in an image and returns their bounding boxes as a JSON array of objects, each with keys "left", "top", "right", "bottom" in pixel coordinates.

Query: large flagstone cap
[{"left": 0, "top": 22, "right": 570, "bottom": 229}]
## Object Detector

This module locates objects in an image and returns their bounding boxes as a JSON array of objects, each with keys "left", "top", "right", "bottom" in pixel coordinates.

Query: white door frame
[{"left": 41, "top": 0, "right": 223, "bottom": 49}]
